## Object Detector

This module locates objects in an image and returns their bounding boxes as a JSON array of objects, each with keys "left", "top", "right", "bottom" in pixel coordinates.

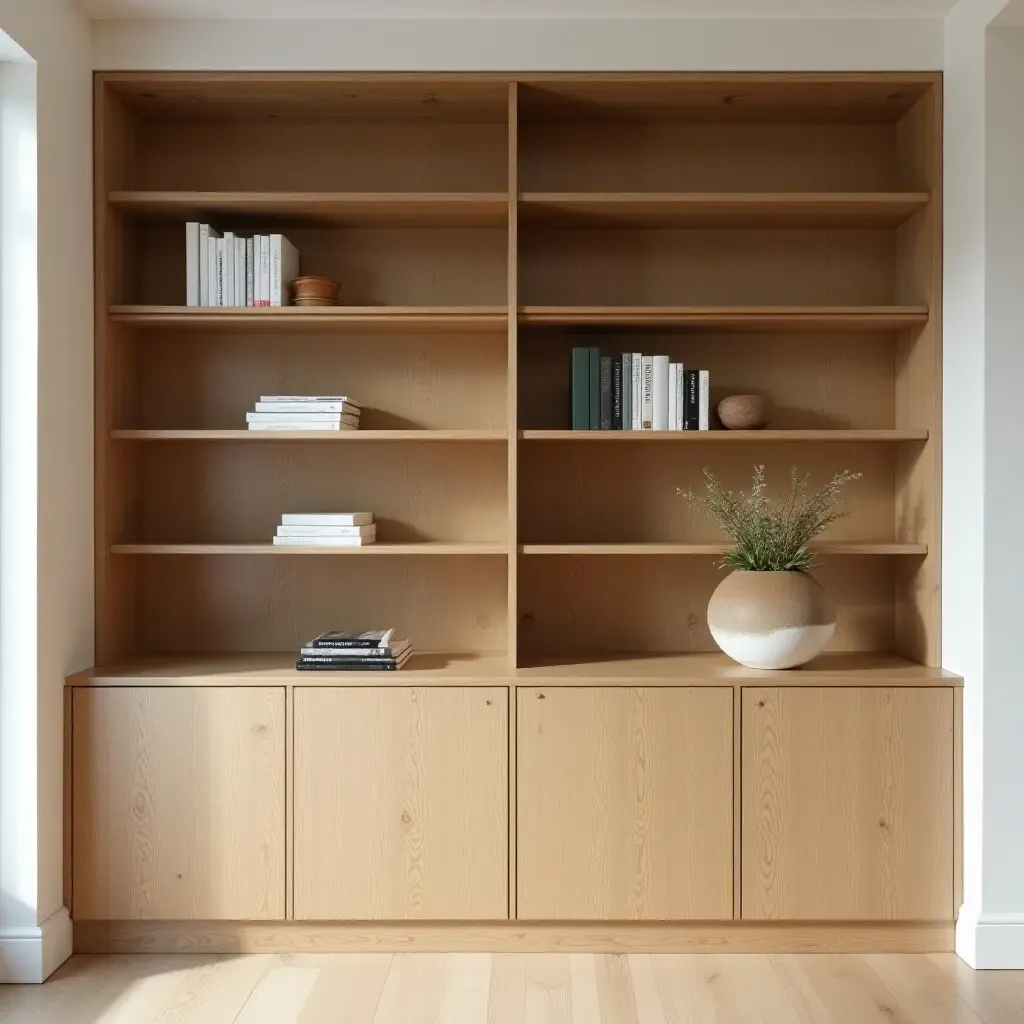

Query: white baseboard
[
  {"left": 956, "top": 907, "right": 1024, "bottom": 968},
  {"left": 0, "top": 907, "right": 73, "bottom": 984}
]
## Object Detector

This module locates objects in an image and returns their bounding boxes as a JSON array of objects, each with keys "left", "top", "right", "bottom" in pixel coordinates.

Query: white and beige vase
[{"left": 707, "top": 570, "right": 835, "bottom": 670}]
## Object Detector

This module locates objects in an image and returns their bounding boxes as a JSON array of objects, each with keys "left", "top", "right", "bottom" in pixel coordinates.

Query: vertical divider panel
[
  {"left": 894, "top": 80, "right": 942, "bottom": 665},
  {"left": 507, "top": 81, "right": 520, "bottom": 919}
]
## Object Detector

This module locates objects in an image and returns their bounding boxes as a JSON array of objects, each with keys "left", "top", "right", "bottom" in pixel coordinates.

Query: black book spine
[
  {"left": 303, "top": 649, "right": 400, "bottom": 659},
  {"left": 599, "top": 357, "right": 612, "bottom": 430},
  {"left": 612, "top": 356, "right": 623, "bottom": 429},
  {"left": 310, "top": 639, "right": 386, "bottom": 650},
  {"left": 685, "top": 370, "right": 699, "bottom": 430},
  {"left": 297, "top": 658, "right": 402, "bottom": 671}
]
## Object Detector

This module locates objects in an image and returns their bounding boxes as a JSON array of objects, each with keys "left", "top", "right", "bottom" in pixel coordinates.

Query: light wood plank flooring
[{"left": 1, "top": 953, "right": 1022, "bottom": 1023}]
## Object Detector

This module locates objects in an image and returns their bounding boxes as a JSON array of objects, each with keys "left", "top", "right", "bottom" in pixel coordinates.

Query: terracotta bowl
[
  {"left": 291, "top": 276, "right": 340, "bottom": 306},
  {"left": 717, "top": 394, "right": 770, "bottom": 430}
]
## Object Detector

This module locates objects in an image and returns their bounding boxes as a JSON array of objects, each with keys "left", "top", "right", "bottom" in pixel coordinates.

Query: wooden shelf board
[
  {"left": 109, "top": 306, "right": 508, "bottom": 334},
  {"left": 110, "top": 542, "right": 507, "bottom": 556},
  {"left": 66, "top": 650, "right": 961, "bottom": 688},
  {"left": 519, "top": 192, "right": 930, "bottom": 229},
  {"left": 111, "top": 429, "right": 507, "bottom": 442},
  {"left": 519, "top": 542, "right": 927, "bottom": 556},
  {"left": 520, "top": 429, "right": 929, "bottom": 442},
  {"left": 109, "top": 190, "right": 510, "bottom": 228},
  {"left": 519, "top": 306, "right": 929, "bottom": 331}
]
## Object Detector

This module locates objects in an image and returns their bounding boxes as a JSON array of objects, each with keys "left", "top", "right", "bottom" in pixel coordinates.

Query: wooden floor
[{"left": 1, "top": 952, "right": 1022, "bottom": 1023}]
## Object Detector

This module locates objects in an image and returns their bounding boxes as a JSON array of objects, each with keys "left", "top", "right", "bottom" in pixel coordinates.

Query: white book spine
[
  {"left": 247, "top": 412, "right": 354, "bottom": 423},
  {"left": 281, "top": 513, "right": 373, "bottom": 526},
  {"left": 699, "top": 370, "right": 711, "bottom": 431},
  {"left": 272, "top": 535, "right": 375, "bottom": 547},
  {"left": 259, "top": 236, "right": 270, "bottom": 306},
  {"left": 631, "top": 352, "right": 642, "bottom": 430},
  {"left": 207, "top": 236, "right": 217, "bottom": 306},
  {"left": 185, "top": 222, "right": 200, "bottom": 306},
  {"left": 277, "top": 524, "right": 376, "bottom": 538},
  {"left": 675, "top": 362, "right": 685, "bottom": 429},
  {"left": 270, "top": 235, "right": 282, "bottom": 306},
  {"left": 223, "top": 232, "right": 235, "bottom": 306},
  {"left": 246, "top": 237, "right": 255, "bottom": 307},
  {"left": 652, "top": 355, "right": 670, "bottom": 430},
  {"left": 215, "top": 238, "right": 226, "bottom": 307},
  {"left": 259, "top": 395, "right": 359, "bottom": 406},
  {"left": 255, "top": 401, "right": 357, "bottom": 414},
  {"left": 248, "top": 422, "right": 353, "bottom": 431},
  {"left": 668, "top": 363, "right": 677, "bottom": 432},
  {"left": 641, "top": 356, "right": 654, "bottom": 430},
  {"left": 235, "top": 237, "right": 245, "bottom": 305}
]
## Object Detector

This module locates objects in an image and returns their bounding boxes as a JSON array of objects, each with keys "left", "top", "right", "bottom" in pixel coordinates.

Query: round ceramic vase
[{"left": 707, "top": 570, "right": 835, "bottom": 670}]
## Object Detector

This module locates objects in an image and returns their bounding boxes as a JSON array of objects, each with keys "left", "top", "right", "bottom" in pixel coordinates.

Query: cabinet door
[
  {"left": 294, "top": 687, "right": 508, "bottom": 920},
  {"left": 517, "top": 687, "right": 733, "bottom": 920},
  {"left": 742, "top": 687, "right": 954, "bottom": 920},
  {"left": 73, "top": 686, "right": 285, "bottom": 920}
]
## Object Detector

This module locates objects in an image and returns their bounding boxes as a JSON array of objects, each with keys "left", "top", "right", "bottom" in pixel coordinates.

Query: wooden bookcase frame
[{"left": 93, "top": 71, "right": 942, "bottom": 674}]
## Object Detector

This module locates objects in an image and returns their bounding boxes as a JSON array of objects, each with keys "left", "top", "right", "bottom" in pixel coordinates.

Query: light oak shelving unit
[{"left": 74, "top": 72, "right": 957, "bottom": 954}]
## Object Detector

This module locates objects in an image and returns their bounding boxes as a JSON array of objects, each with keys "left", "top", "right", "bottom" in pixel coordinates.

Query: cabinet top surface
[{"left": 67, "top": 652, "right": 962, "bottom": 688}]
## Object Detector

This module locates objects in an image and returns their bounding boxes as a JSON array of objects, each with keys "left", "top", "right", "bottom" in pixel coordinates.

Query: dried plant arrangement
[{"left": 679, "top": 465, "right": 862, "bottom": 572}]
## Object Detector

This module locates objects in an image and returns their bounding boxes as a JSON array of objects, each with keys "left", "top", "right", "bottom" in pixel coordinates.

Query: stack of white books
[
  {"left": 273, "top": 512, "right": 376, "bottom": 547},
  {"left": 185, "top": 223, "right": 299, "bottom": 308},
  {"left": 246, "top": 395, "right": 361, "bottom": 432}
]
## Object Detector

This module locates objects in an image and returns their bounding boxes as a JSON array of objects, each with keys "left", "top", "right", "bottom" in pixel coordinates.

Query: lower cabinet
[
  {"left": 517, "top": 687, "right": 734, "bottom": 920},
  {"left": 742, "top": 687, "right": 954, "bottom": 920},
  {"left": 73, "top": 686, "right": 286, "bottom": 920},
  {"left": 293, "top": 686, "right": 508, "bottom": 920}
]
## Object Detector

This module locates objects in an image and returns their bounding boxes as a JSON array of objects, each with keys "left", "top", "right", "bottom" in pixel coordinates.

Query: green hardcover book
[
  {"left": 588, "top": 347, "right": 600, "bottom": 430},
  {"left": 599, "top": 356, "right": 612, "bottom": 430},
  {"left": 571, "top": 347, "right": 590, "bottom": 430}
]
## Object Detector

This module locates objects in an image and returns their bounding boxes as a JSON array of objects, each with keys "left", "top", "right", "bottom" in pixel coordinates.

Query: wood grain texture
[
  {"left": 70, "top": 921, "right": 954, "bottom": 955},
  {"left": 109, "top": 190, "right": 509, "bottom": 227},
  {"left": 519, "top": 306, "right": 928, "bottom": 330},
  {"left": 131, "top": 441, "right": 507, "bottom": 544},
  {"left": 72, "top": 686, "right": 286, "bottom": 920},
  {"left": 520, "top": 429, "right": 927, "bottom": 441},
  {"left": 113, "top": 430, "right": 507, "bottom": 441},
  {"left": 520, "top": 192, "right": 930, "bottom": 229},
  {"left": 742, "top": 687, "right": 954, "bottom": 921},
  {"left": 112, "top": 542, "right": 507, "bottom": 555},
  {"left": 129, "top": 328, "right": 506, "bottom": 431},
  {"left": 519, "top": 543, "right": 926, "bottom": 555},
  {"left": 135, "top": 556, "right": 507, "bottom": 654},
  {"left": 110, "top": 307, "right": 508, "bottom": 333},
  {"left": 67, "top": 651, "right": 962, "bottom": 688},
  {"left": 293, "top": 687, "right": 508, "bottom": 920},
  {"left": 24, "top": 950, "right": 1024, "bottom": 1023},
  {"left": 518, "top": 556, "right": 898, "bottom": 656},
  {"left": 520, "top": 228, "right": 897, "bottom": 307},
  {"left": 519, "top": 328, "right": 899, "bottom": 431},
  {"left": 894, "top": 87, "right": 943, "bottom": 667},
  {"left": 517, "top": 687, "right": 733, "bottom": 920}
]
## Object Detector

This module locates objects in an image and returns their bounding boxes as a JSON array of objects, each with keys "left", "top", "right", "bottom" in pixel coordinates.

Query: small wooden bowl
[{"left": 291, "top": 276, "right": 340, "bottom": 306}]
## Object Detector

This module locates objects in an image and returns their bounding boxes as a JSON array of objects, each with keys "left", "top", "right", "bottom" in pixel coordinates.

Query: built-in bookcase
[{"left": 95, "top": 73, "right": 940, "bottom": 671}]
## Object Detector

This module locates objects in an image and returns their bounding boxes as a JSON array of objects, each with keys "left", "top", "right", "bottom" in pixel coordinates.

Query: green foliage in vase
[{"left": 678, "top": 465, "right": 862, "bottom": 572}]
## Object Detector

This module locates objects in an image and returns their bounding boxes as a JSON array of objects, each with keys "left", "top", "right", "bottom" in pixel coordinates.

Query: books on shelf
[
  {"left": 296, "top": 628, "right": 412, "bottom": 671},
  {"left": 570, "top": 346, "right": 710, "bottom": 431},
  {"left": 185, "top": 223, "right": 300, "bottom": 308},
  {"left": 245, "top": 395, "right": 361, "bottom": 432},
  {"left": 273, "top": 511, "right": 377, "bottom": 547}
]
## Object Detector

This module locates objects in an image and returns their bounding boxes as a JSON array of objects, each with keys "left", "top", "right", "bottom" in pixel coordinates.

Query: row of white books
[
  {"left": 246, "top": 395, "right": 361, "bottom": 432},
  {"left": 185, "top": 224, "right": 299, "bottom": 307},
  {"left": 272, "top": 512, "right": 376, "bottom": 547}
]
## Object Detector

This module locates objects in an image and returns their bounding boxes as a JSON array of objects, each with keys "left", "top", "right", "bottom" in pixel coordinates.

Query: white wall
[
  {"left": 0, "top": 0, "right": 92, "bottom": 985},
  {"left": 91, "top": 16, "right": 944, "bottom": 70}
]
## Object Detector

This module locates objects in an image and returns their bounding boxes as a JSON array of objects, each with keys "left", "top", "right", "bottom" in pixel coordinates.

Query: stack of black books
[{"left": 296, "top": 629, "right": 412, "bottom": 671}]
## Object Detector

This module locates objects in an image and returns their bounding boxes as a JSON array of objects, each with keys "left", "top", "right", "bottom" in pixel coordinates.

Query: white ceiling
[{"left": 74, "top": 0, "right": 960, "bottom": 20}]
